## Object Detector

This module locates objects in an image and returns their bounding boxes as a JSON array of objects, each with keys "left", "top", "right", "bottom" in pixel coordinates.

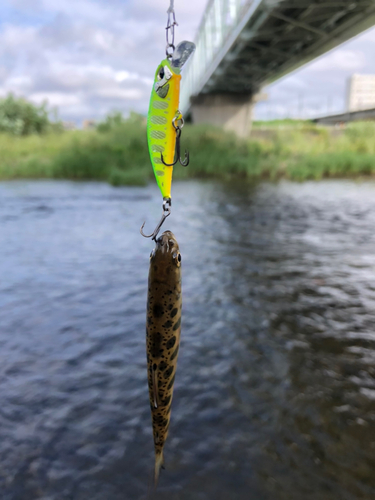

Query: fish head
[
  {"left": 150, "top": 231, "right": 181, "bottom": 275},
  {"left": 153, "top": 59, "right": 180, "bottom": 99}
]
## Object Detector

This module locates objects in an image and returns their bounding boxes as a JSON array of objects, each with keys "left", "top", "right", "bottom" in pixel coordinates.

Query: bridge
[
  {"left": 180, "top": 0, "right": 375, "bottom": 136},
  {"left": 313, "top": 106, "right": 375, "bottom": 125}
]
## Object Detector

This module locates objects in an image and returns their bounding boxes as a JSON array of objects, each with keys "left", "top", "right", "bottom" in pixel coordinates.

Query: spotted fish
[{"left": 146, "top": 230, "right": 182, "bottom": 484}]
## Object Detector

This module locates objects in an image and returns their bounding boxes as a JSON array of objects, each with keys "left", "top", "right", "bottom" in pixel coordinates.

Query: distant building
[
  {"left": 83, "top": 119, "right": 96, "bottom": 130},
  {"left": 347, "top": 74, "right": 375, "bottom": 112},
  {"left": 62, "top": 121, "right": 76, "bottom": 131}
]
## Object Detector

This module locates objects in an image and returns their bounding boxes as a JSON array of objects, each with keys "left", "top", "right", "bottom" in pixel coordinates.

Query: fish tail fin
[{"left": 154, "top": 451, "right": 164, "bottom": 486}]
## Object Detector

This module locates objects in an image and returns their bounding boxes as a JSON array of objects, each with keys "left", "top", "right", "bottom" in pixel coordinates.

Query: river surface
[{"left": 0, "top": 179, "right": 375, "bottom": 500}]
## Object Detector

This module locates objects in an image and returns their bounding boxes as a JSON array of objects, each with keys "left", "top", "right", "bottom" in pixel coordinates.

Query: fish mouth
[{"left": 156, "top": 230, "right": 179, "bottom": 253}]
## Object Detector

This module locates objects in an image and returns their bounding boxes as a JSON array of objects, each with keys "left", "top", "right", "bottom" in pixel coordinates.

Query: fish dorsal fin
[{"left": 152, "top": 365, "right": 159, "bottom": 408}]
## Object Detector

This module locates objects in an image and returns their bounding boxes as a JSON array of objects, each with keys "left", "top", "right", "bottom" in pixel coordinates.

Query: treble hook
[
  {"left": 140, "top": 198, "right": 171, "bottom": 240},
  {"left": 161, "top": 114, "right": 189, "bottom": 167},
  {"left": 161, "top": 127, "right": 189, "bottom": 167}
]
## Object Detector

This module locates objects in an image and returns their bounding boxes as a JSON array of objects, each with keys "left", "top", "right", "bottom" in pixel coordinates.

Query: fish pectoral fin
[{"left": 152, "top": 367, "right": 159, "bottom": 409}]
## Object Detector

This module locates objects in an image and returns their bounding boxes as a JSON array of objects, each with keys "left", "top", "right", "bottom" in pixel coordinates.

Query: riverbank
[{"left": 1, "top": 119, "right": 374, "bottom": 185}]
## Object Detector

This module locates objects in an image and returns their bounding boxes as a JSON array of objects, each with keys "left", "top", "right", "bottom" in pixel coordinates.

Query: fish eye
[
  {"left": 158, "top": 67, "right": 165, "bottom": 80},
  {"left": 173, "top": 252, "right": 181, "bottom": 265}
]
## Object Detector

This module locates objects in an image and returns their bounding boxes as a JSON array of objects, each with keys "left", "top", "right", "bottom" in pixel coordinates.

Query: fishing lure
[
  {"left": 141, "top": 4, "right": 195, "bottom": 240},
  {"left": 146, "top": 230, "right": 182, "bottom": 484}
]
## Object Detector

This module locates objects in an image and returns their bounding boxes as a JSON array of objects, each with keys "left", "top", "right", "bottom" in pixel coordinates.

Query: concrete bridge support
[{"left": 190, "top": 93, "right": 255, "bottom": 138}]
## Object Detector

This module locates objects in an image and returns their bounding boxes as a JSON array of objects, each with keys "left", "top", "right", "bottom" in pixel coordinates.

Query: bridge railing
[{"left": 181, "top": 0, "right": 255, "bottom": 113}]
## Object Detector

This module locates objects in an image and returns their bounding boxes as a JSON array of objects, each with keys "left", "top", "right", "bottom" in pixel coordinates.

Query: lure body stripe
[
  {"left": 147, "top": 59, "right": 181, "bottom": 200},
  {"left": 146, "top": 230, "right": 182, "bottom": 483}
]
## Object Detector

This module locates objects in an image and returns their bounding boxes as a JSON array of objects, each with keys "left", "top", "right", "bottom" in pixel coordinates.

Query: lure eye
[{"left": 158, "top": 67, "right": 165, "bottom": 80}]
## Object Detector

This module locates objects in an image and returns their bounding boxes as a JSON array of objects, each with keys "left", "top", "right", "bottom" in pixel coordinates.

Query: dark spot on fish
[
  {"left": 167, "top": 374, "right": 176, "bottom": 390},
  {"left": 159, "top": 361, "right": 167, "bottom": 371},
  {"left": 170, "top": 345, "right": 179, "bottom": 361},
  {"left": 166, "top": 336, "right": 176, "bottom": 350},
  {"left": 162, "top": 320, "right": 173, "bottom": 329},
  {"left": 172, "top": 317, "right": 181, "bottom": 331},
  {"left": 170, "top": 308, "right": 178, "bottom": 318},
  {"left": 164, "top": 366, "right": 174, "bottom": 379},
  {"left": 162, "top": 395, "right": 171, "bottom": 406},
  {"left": 153, "top": 363, "right": 157, "bottom": 371},
  {"left": 151, "top": 332, "right": 162, "bottom": 357},
  {"left": 168, "top": 304, "right": 173, "bottom": 311},
  {"left": 147, "top": 316, "right": 153, "bottom": 326},
  {"left": 153, "top": 414, "right": 167, "bottom": 426},
  {"left": 153, "top": 304, "right": 164, "bottom": 318}
]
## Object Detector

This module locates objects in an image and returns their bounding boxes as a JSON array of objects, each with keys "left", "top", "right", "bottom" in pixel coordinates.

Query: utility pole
[{"left": 298, "top": 93, "right": 304, "bottom": 119}]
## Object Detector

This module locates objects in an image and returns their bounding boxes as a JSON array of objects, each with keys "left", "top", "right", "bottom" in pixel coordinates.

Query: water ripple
[{"left": 1, "top": 179, "right": 375, "bottom": 499}]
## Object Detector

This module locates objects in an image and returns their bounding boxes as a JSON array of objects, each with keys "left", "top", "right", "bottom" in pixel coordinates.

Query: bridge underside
[
  {"left": 187, "top": 0, "right": 375, "bottom": 135},
  {"left": 190, "top": 93, "right": 255, "bottom": 137}
]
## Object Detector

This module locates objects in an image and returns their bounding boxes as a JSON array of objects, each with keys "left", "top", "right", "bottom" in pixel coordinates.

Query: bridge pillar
[{"left": 190, "top": 93, "right": 255, "bottom": 138}]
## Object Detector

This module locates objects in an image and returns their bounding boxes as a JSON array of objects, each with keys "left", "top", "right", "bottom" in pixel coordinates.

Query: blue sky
[{"left": 0, "top": 0, "right": 374, "bottom": 123}]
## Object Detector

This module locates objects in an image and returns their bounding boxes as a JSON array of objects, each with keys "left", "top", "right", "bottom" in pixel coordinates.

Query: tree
[{"left": 0, "top": 94, "right": 61, "bottom": 135}]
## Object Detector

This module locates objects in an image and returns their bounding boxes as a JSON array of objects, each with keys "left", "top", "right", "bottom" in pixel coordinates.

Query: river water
[{"left": 0, "top": 179, "right": 375, "bottom": 500}]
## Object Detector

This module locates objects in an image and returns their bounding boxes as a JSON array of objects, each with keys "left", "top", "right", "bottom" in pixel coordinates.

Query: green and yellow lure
[
  {"left": 147, "top": 41, "right": 195, "bottom": 202},
  {"left": 147, "top": 59, "right": 182, "bottom": 200}
]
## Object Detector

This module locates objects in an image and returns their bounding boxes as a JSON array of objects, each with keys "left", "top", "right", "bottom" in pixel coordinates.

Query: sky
[{"left": 1, "top": 0, "right": 375, "bottom": 124}]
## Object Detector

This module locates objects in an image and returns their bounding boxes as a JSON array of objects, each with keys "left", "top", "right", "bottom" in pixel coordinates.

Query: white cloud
[
  {"left": 115, "top": 70, "right": 153, "bottom": 86},
  {"left": 115, "top": 71, "right": 131, "bottom": 83},
  {"left": 29, "top": 92, "right": 81, "bottom": 107},
  {"left": 308, "top": 49, "right": 366, "bottom": 72},
  {"left": 5, "top": 76, "right": 33, "bottom": 89},
  {"left": 41, "top": 0, "right": 118, "bottom": 22},
  {"left": 1, "top": 0, "right": 374, "bottom": 123},
  {"left": 96, "top": 88, "right": 143, "bottom": 100}
]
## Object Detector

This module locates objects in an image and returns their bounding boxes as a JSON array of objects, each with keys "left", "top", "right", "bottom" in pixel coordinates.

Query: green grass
[{"left": 0, "top": 119, "right": 375, "bottom": 185}]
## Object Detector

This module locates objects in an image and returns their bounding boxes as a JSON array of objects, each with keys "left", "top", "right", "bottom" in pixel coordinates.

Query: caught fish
[
  {"left": 146, "top": 230, "right": 182, "bottom": 483},
  {"left": 147, "top": 41, "right": 195, "bottom": 201}
]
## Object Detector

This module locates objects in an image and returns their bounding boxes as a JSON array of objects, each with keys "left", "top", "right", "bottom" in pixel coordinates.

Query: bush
[
  {"left": 1, "top": 114, "right": 375, "bottom": 184},
  {"left": 0, "top": 94, "right": 62, "bottom": 135}
]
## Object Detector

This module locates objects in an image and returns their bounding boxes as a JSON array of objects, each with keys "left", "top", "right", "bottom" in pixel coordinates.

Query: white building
[{"left": 347, "top": 74, "right": 375, "bottom": 112}]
